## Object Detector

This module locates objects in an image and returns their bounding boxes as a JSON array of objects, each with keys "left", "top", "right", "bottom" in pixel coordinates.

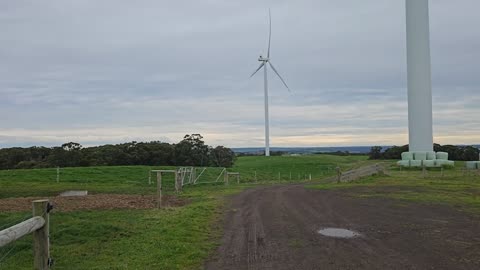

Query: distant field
[
  {"left": 232, "top": 154, "right": 371, "bottom": 181},
  {"left": 0, "top": 154, "right": 370, "bottom": 199}
]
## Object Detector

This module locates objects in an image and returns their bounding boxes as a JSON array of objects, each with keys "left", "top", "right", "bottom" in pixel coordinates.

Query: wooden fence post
[
  {"left": 254, "top": 171, "right": 257, "bottom": 183},
  {"left": 175, "top": 170, "right": 181, "bottom": 193},
  {"left": 224, "top": 170, "right": 228, "bottom": 185},
  {"left": 56, "top": 167, "right": 60, "bottom": 183},
  {"left": 33, "top": 200, "right": 50, "bottom": 270},
  {"left": 237, "top": 173, "right": 240, "bottom": 184},
  {"left": 157, "top": 172, "right": 162, "bottom": 208}
]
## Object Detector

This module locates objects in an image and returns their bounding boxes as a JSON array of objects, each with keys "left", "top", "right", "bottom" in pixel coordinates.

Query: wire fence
[
  {"left": 0, "top": 213, "right": 36, "bottom": 267},
  {"left": 393, "top": 165, "right": 480, "bottom": 179},
  {"left": 148, "top": 165, "right": 341, "bottom": 187},
  {"left": 0, "top": 241, "right": 31, "bottom": 268},
  {"left": 235, "top": 165, "right": 338, "bottom": 183},
  {"left": 0, "top": 201, "right": 51, "bottom": 268},
  {"left": 0, "top": 214, "right": 32, "bottom": 231}
]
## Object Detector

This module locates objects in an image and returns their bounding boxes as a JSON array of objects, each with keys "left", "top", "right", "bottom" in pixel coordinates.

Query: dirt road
[{"left": 205, "top": 185, "right": 480, "bottom": 270}]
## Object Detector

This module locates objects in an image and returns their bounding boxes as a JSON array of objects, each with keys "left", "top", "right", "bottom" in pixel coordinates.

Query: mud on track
[{"left": 205, "top": 185, "right": 480, "bottom": 270}]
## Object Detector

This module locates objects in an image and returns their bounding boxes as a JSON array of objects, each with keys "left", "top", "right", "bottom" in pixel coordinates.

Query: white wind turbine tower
[
  {"left": 405, "top": 0, "right": 433, "bottom": 152},
  {"left": 250, "top": 10, "right": 290, "bottom": 157}
]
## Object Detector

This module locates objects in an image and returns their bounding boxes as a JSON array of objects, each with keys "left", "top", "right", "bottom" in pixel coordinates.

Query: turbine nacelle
[{"left": 258, "top": 55, "right": 269, "bottom": 62}]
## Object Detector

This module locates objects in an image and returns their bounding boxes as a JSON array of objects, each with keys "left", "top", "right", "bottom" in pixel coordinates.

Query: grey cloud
[{"left": 0, "top": 0, "right": 479, "bottom": 147}]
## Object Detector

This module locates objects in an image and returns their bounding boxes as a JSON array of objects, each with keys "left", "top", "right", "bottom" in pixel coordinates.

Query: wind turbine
[
  {"left": 405, "top": 0, "right": 433, "bottom": 152},
  {"left": 250, "top": 10, "right": 290, "bottom": 157}
]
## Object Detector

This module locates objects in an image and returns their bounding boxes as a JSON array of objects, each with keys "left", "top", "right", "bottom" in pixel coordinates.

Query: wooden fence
[{"left": 0, "top": 199, "right": 52, "bottom": 269}]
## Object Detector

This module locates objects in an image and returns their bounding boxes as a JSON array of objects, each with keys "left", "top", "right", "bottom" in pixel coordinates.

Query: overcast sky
[{"left": 0, "top": 0, "right": 478, "bottom": 148}]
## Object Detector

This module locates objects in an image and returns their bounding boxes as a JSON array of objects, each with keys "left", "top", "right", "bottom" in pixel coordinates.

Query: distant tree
[
  {"left": 62, "top": 142, "right": 82, "bottom": 151},
  {"left": 433, "top": 143, "right": 442, "bottom": 152},
  {"left": 368, "top": 146, "right": 383, "bottom": 160},
  {"left": 383, "top": 145, "right": 408, "bottom": 159},
  {"left": 0, "top": 134, "right": 234, "bottom": 169},
  {"left": 378, "top": 144, "right": 479, "bottom": 161},
  {"left": 28, "top": 146, "right": 51, "bottom": 162},
  {"left": 436, "top": 144, "right": 462, "bottom": 160},
  {"left": 60, "top": 142, "right": 83, "bottom": 167},
  {"left": 463, "top": 146, "right": 480, "bottom": 161},
  {"left": 174, "top": 134, "right": 210, "bottom": 166},
  {"left": 15, "top": 160, "right": 38, "bottom": 169},
  {"left": 47, "top": 147, "right": 67, "bottom": 167},
  {"left": 146, "top": 142, "right": 175, "bottom": 166},
  {"left": 209, "top": 146, "right": 236, "bottom": 167}
]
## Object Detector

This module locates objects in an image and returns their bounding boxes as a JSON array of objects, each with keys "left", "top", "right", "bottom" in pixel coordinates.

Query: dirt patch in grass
[{"left": 0, "top": 194, "right": 187, "bottom": 212}]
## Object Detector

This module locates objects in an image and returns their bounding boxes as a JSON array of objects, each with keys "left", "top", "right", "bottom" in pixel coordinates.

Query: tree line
[
  {"left": 0, "top": 134, "right": 236, "bottom": 170},
  {"left": 368, "top": 144, "right": 480, "bottom": 161}
]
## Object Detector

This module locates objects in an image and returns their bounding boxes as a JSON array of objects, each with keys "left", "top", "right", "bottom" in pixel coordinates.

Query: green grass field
[
  {"left": 0, "top": 154, "right": 370, "bottom": 199},
  {"left": 0, "top": 184, "right": 245, "bottom": 269},
  {"left": 0, "top": 154, "right": 370, "bottom": 269},
  {"left": 310, "top": 164, "right": 480, "bottom": 214},
  {"left": 232, "top": 154, "right": 371, "bottom": 182},
  {"left": 2, "top": 155, "right": 478, "bottom": 269}
]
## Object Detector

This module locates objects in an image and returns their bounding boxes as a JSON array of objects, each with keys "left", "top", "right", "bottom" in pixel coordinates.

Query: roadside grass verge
[{"left": 309, "top": 166, "right": 480, "bottom": 214}]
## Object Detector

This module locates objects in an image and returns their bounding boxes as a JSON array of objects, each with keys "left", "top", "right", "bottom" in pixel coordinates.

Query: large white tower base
[{"left": 406, "top": 0, "right": 433, "bottom": 152}]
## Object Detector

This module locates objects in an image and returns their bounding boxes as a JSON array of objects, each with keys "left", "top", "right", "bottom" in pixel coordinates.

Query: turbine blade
[
  {"left": 250, "top": 62, "right": 265, "bottom": 78},
  {"left": 267, "top": 9, "right": 272, "bottom": 58},
  {"left": 269, "top": 62, "right": 290, "bottom": 91}
]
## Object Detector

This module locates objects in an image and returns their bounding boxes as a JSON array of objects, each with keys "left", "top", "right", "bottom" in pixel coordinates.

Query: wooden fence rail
[
  {"left": 0, "top": 199, "right": 52, "bottom": 270},
  {"left": 0, "top": 217, "right": 45, "bottom": 247}
]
